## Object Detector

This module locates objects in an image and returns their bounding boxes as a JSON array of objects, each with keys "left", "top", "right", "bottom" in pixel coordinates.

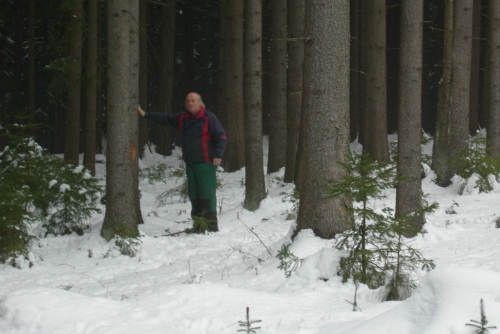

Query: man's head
[{"left": 185, "top": 92, "right": 205, "bottom": 115}]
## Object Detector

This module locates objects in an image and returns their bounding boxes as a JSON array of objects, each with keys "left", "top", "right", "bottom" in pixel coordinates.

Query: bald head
[{"left": 185, "top": 92, "right": 205, "bottom": 115}]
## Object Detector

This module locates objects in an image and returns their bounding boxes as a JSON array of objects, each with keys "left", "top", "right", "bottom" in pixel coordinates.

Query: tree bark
[
  {"left": 363, "top": 0, "right": 390, "bottom": 163},
  {"left": 138, "top": 0, "right": 149, "bottom": 156},
  {"left": 155, "top": 0, "right": 175, "bottom": 156},
  {"left": 84, "top": 0, "right": 98, "bottom": 175},
  {"left": 101, "top": 0, "right": 140, "bottom": 240},
  {"left": 294, "top": 0, "right": 353, "bottom": 240},
  {"left": 28, "top": 0, "right": 36, "bottom": 131},
  {"left": 222, "top": 0, "right": 245, "bottom": 172},
  {"left": 129, "top": 0, "right": 144, "bottom": 225},
  {"left": 432, "top": 0, "right": 473, "bottom": 186},
  {"left": 243, "top": 0, "right": 266, "bottom": 211},
  {"left": 386, "top": 0, "right": 400, "bottom": 135},
  {"left": 267, "top": 0, "right": 287, "bottom": 174},
  {"left": 469, "top": 0, "right": 481, "bottom": 135},
  {"left": 487, "top": 0, "right": 500, "bottom": 157},
  {"left": 284, "top": 0, "right": 304, "bottom": 184},
  {"left": 422, "top": 0, "right": 444, "bottom": 136},
  {"left": 350, "top": 0, "right": 362, "bottom": 142},
  {"left": 64, "top": 0, "right": 84, "bottom": 167},
  {"left": 217, "top": 1, "right": 226, "bottom": 128},
  {"left": 262, "top": 0, "right": 271, "bottom": 136},
  {"left": 396, "top": 0, "right": 425, "bottom": 235}
]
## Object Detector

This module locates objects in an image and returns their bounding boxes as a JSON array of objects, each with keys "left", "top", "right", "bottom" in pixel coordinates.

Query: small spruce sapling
[
  {"left": 276, "top": 244, "right": 302, "bottom": 278},
  {"left": 324, "top": 152, "right": 436, "bottom": 300},
  {"left": 156, "top": 165, "right": 189, "bottom": 206},
  {"left": 454, "top": 136, "right": 500, "bottom": 194},
  {"left": 345, "top": 280, "right": 362, "bottom": 312},
  {"left": 0, "top": 135, "right": 102, "bottom": 264},
  {"left": 237, "top": 307, "right": 262, "bottom": 334},
  {"left": 324, "top": 152, "right": 397, "bottom": 288},
  {"left": 465, "top": 299, "right": 497, "bottom": 334},
  {"left": 445, "top": 201, "right": 459, "bottom": 215},
  {"left": 280, "top": 190, "right": 300, "bottom": 220},
  {"left": 138, "top": 163, "right": 170, "bottom": 184},
  {"left": 114, "top": 234, "right": 142, "bottom": 257},
  {"left": 382, "top": 209, "right": 436, "bottom": 301}
]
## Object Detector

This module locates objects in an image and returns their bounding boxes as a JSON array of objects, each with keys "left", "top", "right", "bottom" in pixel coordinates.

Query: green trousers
[{"left": 186, "top": 163, "right": 218, "bottom": 216}]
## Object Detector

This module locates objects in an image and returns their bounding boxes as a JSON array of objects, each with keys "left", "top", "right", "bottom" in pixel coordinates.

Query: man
[{"left": 137, "top": 92, "right": 227, "bottom": 233}]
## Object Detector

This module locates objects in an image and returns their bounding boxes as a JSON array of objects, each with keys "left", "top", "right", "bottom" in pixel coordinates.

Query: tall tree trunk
[
  {"left": 478, "top": 0, "right": 489, "bottom": 129},
  {"left": 28, "top": 0, "right": 36, "bottom": 130},
  {"left": 396, "top": 0, "right": 425, "bottom": 235},
  {"left": 64, "top": 0, "right": 84, "bottom": 166},
  {"left": 350, "top": 0, "right": 362, "bottom": 142},
  {"left": 222, "top": 0, "right": 245, "bottom": 172},
  {"left": 294, "top": 0, "right": 352, "bottom": 240},
  {"left": 386, "top": 0, "right": 400, "bottom": 135},
  {"left": 154, "top": 0, "right": 175, "bottom": 156},
  {"left": 422, "top": 0, "right": 444, "bottom": 135},
  {"left": 267, "top": 0, "right": 287, "bottom": 174},
  {"left": 129, "top": 0, "right": 144, "bottom": 225},
  {"left": 95, "top": 0, "right": 106, "bottom": 155},
  {"left": 12, "top": 1, "right": 24, "bottom": 118},
  {"left": 262, "top": 0, "right": 271, "bottom": 135},
  {"left": 357, "top": 0, "right": 367, "bottom": 144},
  {"left": 243, "top": 0, "right": 266, "bottom": 211},
  {"left": 101, "top": 0, "right": 140, "bottom": 241},
  {"left": 363, "top": 0, "right": 390, "bottom": 162},
  {"left": 84, "top": 0, "right": 98, "bottom": 175},
  {"left": 283, "top": 0, "right": 304, "bottom": 184},
  {"left": 487, "top": 0, "right": 500, "bottom": 157},
  {"left": 217, "top": 1, "right": 226, "bottom": 125},
  {"left": 469, "top": 0, "right": 481, "bottom": 134},
  {"left": 138, "top": 0, "right": 149, "bottom": 156},
  {"left": 432, "top": 0, "right": 473, "bottom": 186}
]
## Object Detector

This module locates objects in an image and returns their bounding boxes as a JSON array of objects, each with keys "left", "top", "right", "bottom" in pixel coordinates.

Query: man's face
[{"left": 186, "top": 93, "right": 202, "bottom": 114}]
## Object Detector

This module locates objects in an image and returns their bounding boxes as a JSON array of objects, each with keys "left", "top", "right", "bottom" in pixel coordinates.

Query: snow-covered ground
[{"left": 2, "top": 138, "right": 500, "bottom": 334}]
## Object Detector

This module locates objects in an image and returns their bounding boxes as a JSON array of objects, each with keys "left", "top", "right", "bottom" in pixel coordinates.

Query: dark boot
[
  {"left": 185, "top": 199, "right": 205, "bottom": 234},
  {"left": 190, "top": 199, "right": 202, "bottom": 221},
  {"left": 201, "top": 199, "right": 219, "bottom": 232},
  {"left": 206, "top": 212, "right": 219, "bottom": 232}
]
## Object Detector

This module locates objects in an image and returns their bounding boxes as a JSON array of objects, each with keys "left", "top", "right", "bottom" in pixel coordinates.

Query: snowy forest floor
[{"left": 1, "top": 137, "right": 500, "bottom": 334}]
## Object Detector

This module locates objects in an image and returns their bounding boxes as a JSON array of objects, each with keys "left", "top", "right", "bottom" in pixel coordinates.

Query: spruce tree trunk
[
  {"left": 262, "top": 0, "right": 271, "bottom": 136},
  {"left": 217, "top": 1, "right": 226, "bottom": 124},
  {"left": 363, "top": 0, "right": 390, "bottom": 163},
  {"left": 386, "top": 0, "right": 400, "bottom": 135},
  {"left": 155, "top": 0, "right": 175, "bottom": 156},
  {"left": 267, "top": 0, "right": 287, "bottom": 174},
  {"left": 83, "top": 0, "right": 98, "bottom": 175},
  {"left": 487, "top": 0, "right": 500, "bottom": 157},
  {"left": 294, "top": 0, "right": 353, "bottom": 240},
  {"left": 222, "top": 0, "right": 245, "bottom": 172},
  {"left": 283, "top": 0, "right": 304, "bottom": 184},
  {"left": 469, "top": 0, "right": 481, "bottom": 134},
  {"left": 101, "top": 0, "right": 140, "bottom": 241},
  {"left": 95, "top": 0, "right": 105, "bottom": 155},
  {"left": 350, "top": 0, "right": 362, "bottom": 142},
  {"left": 432, "top": 0, "right": 473, "bottom": 186},
  {"left": 479, "top": 0, "right": 489, "bottom": 129},
  {"left": 138, "top": 0, "right": 149, "bottom": 156},
  {"left": 12, "top": 2, "right": 24, "bottom": 120},
  {"left": 357, "top": 0, "right": 366, "bottom": 144},
  {"left": 243, "top": 0, "right": 266, "bottom": 211},
  {"left": 395, "top": 0, "right": 425, "bottom": 235},
  {"left": 129, "top": 0, "right": 144, "bottom": 225},
  {"left": 28, "top": 0, "right": 35, "bottom": 131},
  {"left": 64, "top": 0, "right": 84, "bottom": 167},
  {"left": 421, "top": 0, "right": 444, "bottom": 136}
]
